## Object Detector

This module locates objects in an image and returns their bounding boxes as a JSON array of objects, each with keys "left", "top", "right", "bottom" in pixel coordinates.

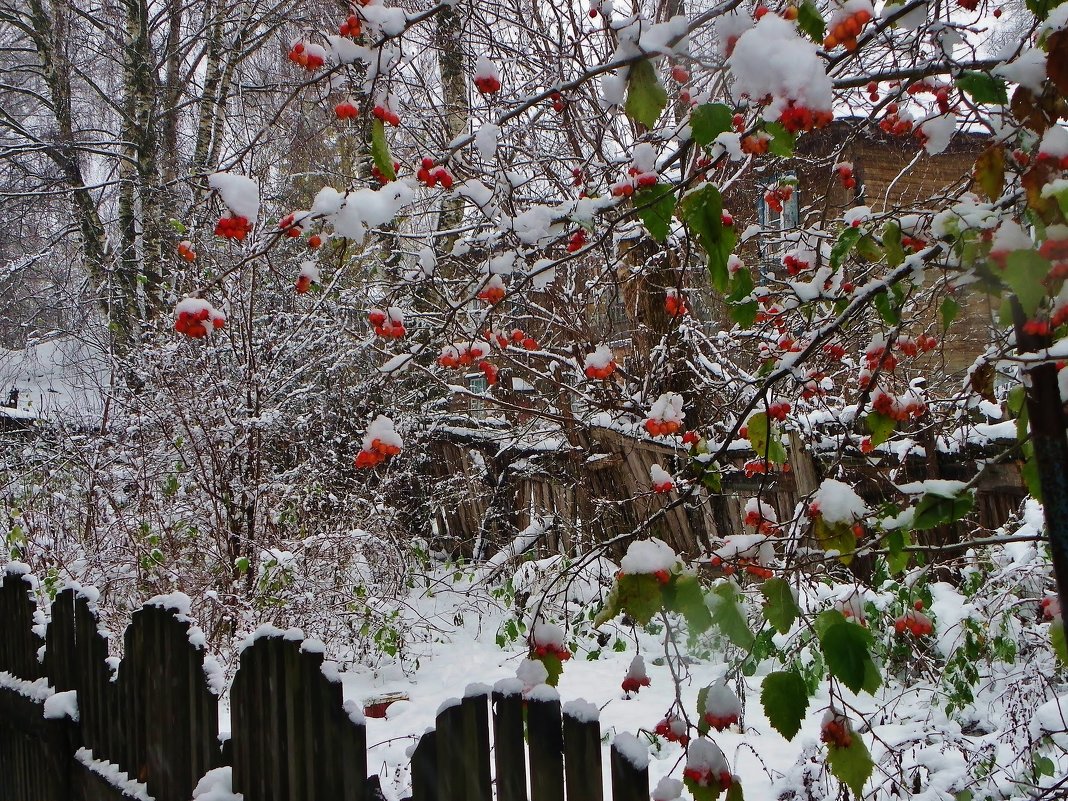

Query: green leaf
[
  {"left": 634, "top": 184, "right": 675, "bottom": 242},
  {"left": 941, "top": 297, "right": 960, "bottom": 330},
  {"left": 625, "top": 59, "right": 668, "bottom": 128},
  {"left": 725, "top": 783, "right": 744, "bottom": 801},
  {"left": 1051, "top": 618, "right": 1067, "bottom": 665},
  {"left": 760, "top": 578, "right": 799, "bottom": 634},
  {"left": 234, "top": 556, "right": 250, "bottom": 574},
  {"left": 371, "top": 118, "right": 397, "bottom": 181},
  {"left": 696, "top": 684, "right": 711, "bottom": 736},
  {"left": 812, "top": 517, "right": 858, "bottom": 564},
  {"left": 709, "top": 581, "right": 754, "bottom": 650},
  {"left": 1004, "top": 249, "right": 1051, "bottom": 318},
  {"left": 882, "top": 221, "right": 904, "bottom": 268},
  {"left": 912, "top": 490, "right": 975, "bottom": 530},
  {"left": 856, "top": 234, "right": 883, "bottom": 263},
  {"left": 956, "top": 71, "right": 1009, "bottom": 105},
  {"left": 886, "top": 529, "right": 911, "bottom": 575},
  {"left": 169, "top": 219, "right": 188, "bottom": 234},
  {"left": 680, "top": 183, "right": 736, "bottom": 291},
  {"left": 745, "top": 412, "right": 788, "bottom": 465},
  {"left": 728, "top": 266, "right": 757, "bottom": 327},
  {"left": 664, "top": 573, "right": 713, "bottom": 635},
  {"left": 873, "top": 291, "right": 899, "bottom": 325},
  {"left": 1026, "top": 0, "right": 1067, "bottom": 21},
  {"left": 616, "top": 573, "right": 664, "bottom": 625},
  {"left": 538, "top": 651, "right": 565, "bottom": 686},
  {"left": 760, "top": 671, "right": 809, "bottom": 740},
  {"left": 764, "top": 122, "right": 796, "bottom": 157},
  {"left": 797, "top": 0, "right": 826, "bottom": 42},
  {"left": 827, "top": 734, "right": 873, "bottom": 798},
  {"left": 865, "top": 412, "right": 896, "bottom": 448},
  {"left": 831, "top": 227, "right": 863, "bottom": 271},
  {"left": 819, "top": 620, "right": 880, "bottom": 695},
  {"left": 974, "top": 145, "right": 1006, "bottom": 201},
  {"left": 691, "top": 103, "right": 735, "bottom": 147}
]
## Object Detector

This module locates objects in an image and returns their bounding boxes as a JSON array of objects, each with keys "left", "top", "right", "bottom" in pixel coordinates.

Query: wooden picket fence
[{"left": 0, "top": 565, "right": 650, "bottom": 801}]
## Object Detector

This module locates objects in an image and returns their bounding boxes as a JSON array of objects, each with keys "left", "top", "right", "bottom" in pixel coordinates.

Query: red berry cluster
[
  {"left": 871, "top": 389, "right": 927, "bottom": 422},
  {"left": 778, "top": 101, "right": 833, "bottom": 135},
  {"left": 215, "top": 214, "right": 252, "bottom": 241},
  {"left": 369, "top": 308, "right": 406, "bottom": 339},
  {"left": 176, "top": 241, "right": 196, "bottom": 262},
  {"left": 741, "top": 133, "right": 771, "bottom": 155},
  {"left": 334, "top": 100, "right": 359, "bottom": 120},
  {"left": 896, "top": 334, "right": 938, "bottom": 357},
  {"left": 708, "top": 555, "right": 774, "bottom": 579},
  {"left": 278, "top": 213, "right": 303, "bottom": 239},
  {"left": 743, "top": 509, "right": 780, "bottom": 536},
  {"left": 820, "top": 715, "right": 853, "bottom": 749},
  {"left": 766, "top": 400, "right": 790, "bottom": 421},
  {"left": 644, "top": 418, "right": 681, "bottom": 437},
  {"left": 682, "top": 430, "right": 700, "bottom": 446},
  {"left": 863, "top": 343, "right": 897, "bottom": 373},
  {"left": 907, "top": 81, "right": 954, "bottom": 115},
  {"left": 354, "top": 438, "right": 401, "bottom": 469},
  {"left": 477, "top": 276, "right": 507, "bottom": 304},
  {"left": 532, "top": 642, "right": 571, "bottom": 661},
  {"left": 308, "top": 234, "right": 322, "bottom": 249},
  {"left": 683, "top": 767, "right": 732, "bottom": 791},
  {"left": 764, "top": 185, "right": 793, "bottom": 213},
  {"left": 474, "top": 75, "right": 501, "bottom": 94},
  {"left": 654, "top": 716, "right": 689, "bottom": 745},
  {"left": 651, "top": 475, "right": 674, "bottom": 494},
  {"left": 893, "top": 609, "right": 934, "bottom": 636},
  {"left": 670, "top": 65, "right": 690, "bottom": 84},
  {"left": 417, "top": 158, "right": 454, "bottom": 189},
  {"left": 566, "top": 229, "right": 587, "bottom": 253},
  {"left": 782, "top": 253, "right": 809, "bottom": 276},
  {"left": 295, "top": 265, "right": 319, "bottom": 294},
  {"left": 621, "top": 656, "right": 651, "bottom": 694},
  {"left": 703, "top": 711, "right": 739, "bottom": 732},
  {"left": 1037, "top": 149, "right": 1068, "bottom": 170},
  {"left": 372, "top": 104, "right": 401, "bottom": 126},
  {"left": 865, "top": 81, "right": 879, "bottom": 103},
  {"left": 371, "top": 161, "right": 400, "bottom": 186},
  {"left": 1040, "top": 595, "right": 1061, "bottom": 621},
  {"left": 664, "top": 289, "right": 688, "bottom": 317},
  {"left": 835, "top": 162, "right": 856, "bottom": 189},
  {"left": 438, "top": 341, "right": 491, "bottom": 369},
  {"left": 584, "top": 361, "right": 616, "bottom": 380},
  {"left": 287, "top": 42, "right": 324, "bottom": 71},
  {"left": 339, "top": 13, "right": 362, "bottom": 37},
  {"left": 173, "top": 299, "right": 226, "bottom": 339},
  {"left": 549, "top": 91, "right": 566, "bottom": 112},
  {"left": 823, "top": 9, "right": 872, "bottom": 51},
  {"left": 879, "top": 105, "right": 914, "bottom": 137}
]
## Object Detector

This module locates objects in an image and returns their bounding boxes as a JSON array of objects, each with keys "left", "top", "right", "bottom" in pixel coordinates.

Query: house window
[
  {"left": 758, "top": 172, "right": 800, "bottom": 270},
  {"left": 467, "top": 373, "right": 490, "bottom": 417}
]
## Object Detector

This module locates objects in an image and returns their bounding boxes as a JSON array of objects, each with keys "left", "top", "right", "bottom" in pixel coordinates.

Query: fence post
[
  {"left": 527, "top": 687, "right": 564, "bottom": 801},
  {"left": 610, "top": 733, "right": 650, "bottom": 801},
  {"left": 410, "top": 729, "right": 438, "bottom": 801},
  {"left": 562, "top": 699, "right": 603, "bottom": 801},
  {"left": 491, "top": 683, "right": 526, "bottom": 801}
]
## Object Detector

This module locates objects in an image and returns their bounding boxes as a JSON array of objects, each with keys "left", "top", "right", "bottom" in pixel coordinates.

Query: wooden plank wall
[{"left": 427, "top": 427, "right": 1027, "bottom": 563}]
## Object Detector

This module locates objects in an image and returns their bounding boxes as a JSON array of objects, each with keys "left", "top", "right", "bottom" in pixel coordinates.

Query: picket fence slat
[
  {"left": 491, "top": 691, "right": 526, "bottom": 801},
  {"left": 527, "top": 695, "right": 565, "bottom": 801},
  {"left": 563, "top": 710, "right": 603, "bottom": 801},
  {"left": 609, "top": 741, "right": 649, "bottom": 801}
]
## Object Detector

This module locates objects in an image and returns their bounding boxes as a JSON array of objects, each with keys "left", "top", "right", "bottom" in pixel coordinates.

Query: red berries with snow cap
[
  {"left": 177, "top": 241, "right": 196, "bottom": 262},
  {"left": 702, "top": 682, "right": 741, "bottom": 731},
  {"left": 295, "top": 262, "right": 319, "bottom": 294},
  {"left": 369, "top": 307, "right": 406, "bottom": 339},
  {"left": 173, "top": 298, "right": 226, "bottom": 339},
  {"left": 583, "top": 345, "right": 616, "bottom": 379},
  {"left": 473, "top": 57, "right": 501, "bottom": 94},
  {"left": 820, "top": 710, "right": 853, "bottom": 749},
  {"left": 650, "top": 464, "right": 674, "bottom": 493},
  {"left": 214, "top": 214, "right": 252, "bottom": 241},
  {"left": 644, "top": 392, "right": 684, "bottom": 437},
  {"left": 621, "top": 654, "right": 651, "bottom": 695},
  {"left": 354, "top": 415, "right": 402, "bottom": 469}
]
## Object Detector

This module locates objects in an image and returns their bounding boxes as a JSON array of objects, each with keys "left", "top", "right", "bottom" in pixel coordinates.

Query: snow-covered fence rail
[{"left": 2, "top": 565, "right": 652, "bottom": 801}]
